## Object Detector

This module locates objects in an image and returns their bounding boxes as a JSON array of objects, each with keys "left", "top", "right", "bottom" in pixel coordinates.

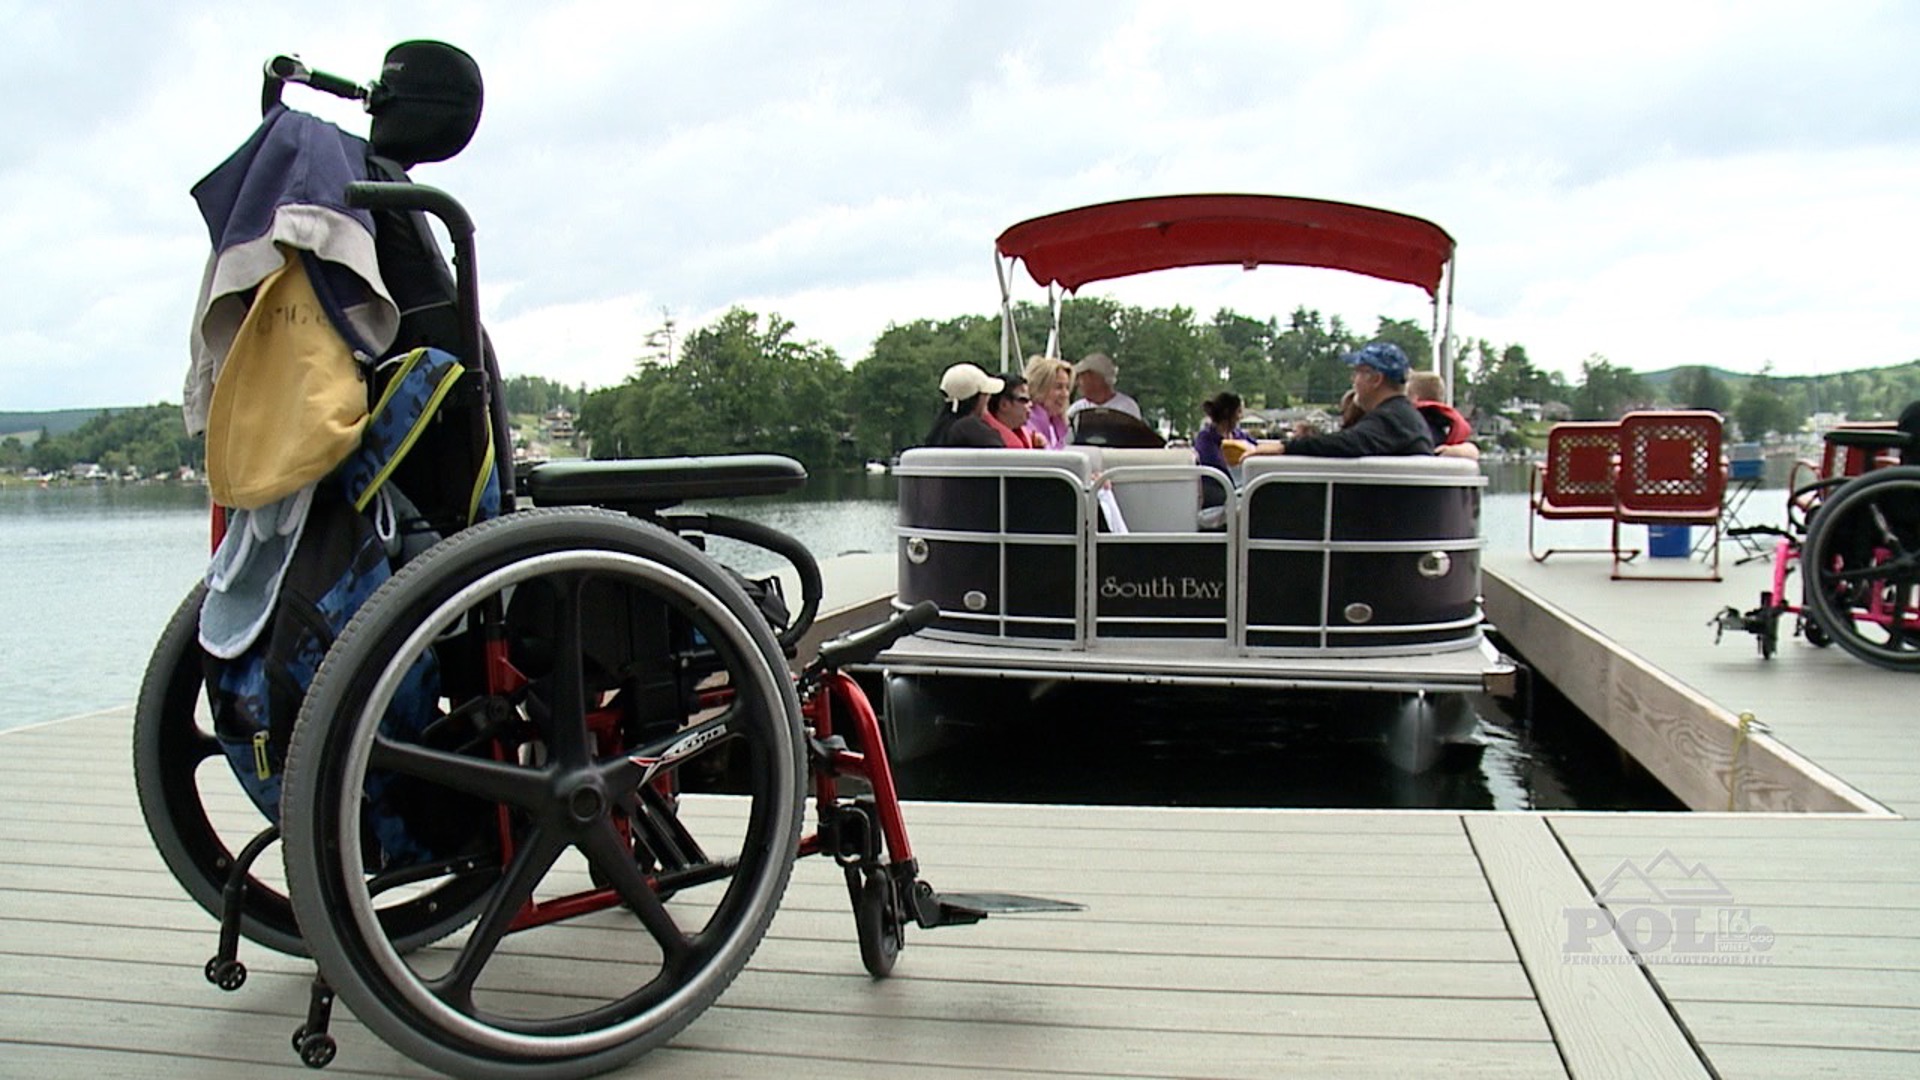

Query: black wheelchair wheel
[
  {"left": 133, "top": 585, "right": 500, "bottom": 958},
  {"left": 282, "top": 508, "right": 805, "bottom": 1079},
  {"left": 848, "top": 867, "right": 902, "bottom": 979},
  {"left": 133, "top": 583, "right": 306, "bottom": 956},
  {"left": 1801, "top": 466, "right": 1920, "bottom": 672}
]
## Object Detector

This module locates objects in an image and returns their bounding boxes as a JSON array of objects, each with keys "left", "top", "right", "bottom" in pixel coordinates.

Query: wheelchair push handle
[
  {"left": 345, "top": 181, "right": 475, "bottom": 237},
  {"left": 806, "top": 600, "right": 939, "bottom": 680},
  {"left": 343, "top": 179, "right": 510, "bottom": 514}
]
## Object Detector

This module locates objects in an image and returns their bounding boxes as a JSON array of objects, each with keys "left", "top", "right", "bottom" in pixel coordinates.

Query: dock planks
[{"left": 3, "top": 548, "right": 1918, "bottom": 1078}]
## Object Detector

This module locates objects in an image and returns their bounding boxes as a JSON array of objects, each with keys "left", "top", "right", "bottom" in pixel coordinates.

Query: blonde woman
[{"left": 1021, "top": 354, "right": 1073, "bottom": 450}]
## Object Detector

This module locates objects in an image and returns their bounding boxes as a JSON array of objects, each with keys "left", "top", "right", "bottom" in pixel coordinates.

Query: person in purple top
[
  {"left": 1021, "top": 354, "right": 1073, "bottom": 450},
  {"left": 1193, "top": 391, "right": 1255, "bottom": 473}
]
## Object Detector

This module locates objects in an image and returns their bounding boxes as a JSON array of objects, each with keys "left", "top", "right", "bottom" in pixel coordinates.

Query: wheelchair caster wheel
[
  {"left": 297, "top": 1031, "right": 337, "bottom": 1069},
  {"left": 851, "top": 869, "right": 902, "bottom": 979},
  {"left": 207, "top": 958, "right": 247, "bottom": 991}
]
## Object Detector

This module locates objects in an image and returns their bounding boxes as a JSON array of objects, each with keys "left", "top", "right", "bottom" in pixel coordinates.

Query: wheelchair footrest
[{"left": 911, "top": 886, "right": 1083, "bottom": 928}]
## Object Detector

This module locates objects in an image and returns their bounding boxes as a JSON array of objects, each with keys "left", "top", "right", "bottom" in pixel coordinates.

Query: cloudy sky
[{"left": 3, "top": 0, "right": 1917, "bottom": 412}]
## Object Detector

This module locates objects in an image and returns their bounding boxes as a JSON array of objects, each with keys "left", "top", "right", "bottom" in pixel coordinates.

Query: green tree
[
  {"left": 25, "top": 406, "right": 202, "bottom": 476},
  {"left": 575, "top": 307, "right": 851, "bottom": 471},
  {"left": 1271, "top": 307, "right": 1354, "bottom": 405},
  {"left": 1666, "top": 366, "right": 1733, "bottom": 413},
  {"left": 1370, "top": 316, "right": 1434, "bottom": 374},
  {"left": 1202, "top": 310, "right": 1279, "bottom": 406},
  {"left": 848, "top": 314, "right": 1001, "bottom": 458},
  {"left": 1113, "top": 304, "right": 1209, "bottom": 431},
  {"left": 502, "top": 375, "right": 582, "bottom": 417},
  {"left": 1569, "top": 355, "right": 1650, "bottom": 420},
  {"left": 1735, "top": 370, "right": 1796, "bottom": 439}
]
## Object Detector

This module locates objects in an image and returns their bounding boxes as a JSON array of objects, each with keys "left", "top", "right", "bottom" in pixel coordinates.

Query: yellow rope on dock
[{"left": 1728, "top": 711, "right": 1771, "bottom": 811}]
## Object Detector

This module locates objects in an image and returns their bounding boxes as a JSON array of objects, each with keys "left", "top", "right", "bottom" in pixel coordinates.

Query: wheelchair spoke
[
  {"left": 183, "top": 729, "right": 222, "bottom": 763},
  {"left": 578, "top": 818, "right": 694, "bottom": 964},
  {"left": 428, "top": 823, "right": 571, "bottom": 1007},
  {"left": 1888, "top": 587, "right": 1919, "bottom": 651},
  {"left": 370, "top": 735, "right": 548, "bottom": 810},
  {"left": 633, "top": 784, "right": 709, "bottom": 873}
]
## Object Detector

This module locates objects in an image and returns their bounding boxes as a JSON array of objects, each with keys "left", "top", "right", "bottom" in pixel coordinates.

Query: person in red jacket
[{"left": 1408, "top": 370, "right": 1480, "bottom": 461}]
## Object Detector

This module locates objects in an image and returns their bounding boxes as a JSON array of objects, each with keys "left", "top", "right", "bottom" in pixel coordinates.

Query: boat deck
[
  {"left": 873, "top": 629, "right": 1508, "bottom": 692},
  {"left": 2, "top": 551, "right": 1916, "bottom": 1079}
]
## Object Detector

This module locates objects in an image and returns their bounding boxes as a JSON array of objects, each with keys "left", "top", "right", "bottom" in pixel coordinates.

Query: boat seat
[
  {"left": 1095, "top": 446, "right": 1205, "bottom": 533},
  {"left": 525, "top": 454, "right": 807, "bottom": 514}
]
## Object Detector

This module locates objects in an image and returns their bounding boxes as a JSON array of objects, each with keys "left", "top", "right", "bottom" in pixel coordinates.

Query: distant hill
[
  {"left": 1638, "top": 360, "right": 1920, "bottom": 393},
  {"left": 0, "top": 406, "right": 144, "bottom": 444}
]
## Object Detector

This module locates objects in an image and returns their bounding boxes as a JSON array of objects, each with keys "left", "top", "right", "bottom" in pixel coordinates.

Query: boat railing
[{"left": 894, "top": 448, "right": 1486, "bottom": 656}]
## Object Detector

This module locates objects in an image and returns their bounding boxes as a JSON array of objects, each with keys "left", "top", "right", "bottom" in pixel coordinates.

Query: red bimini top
[{"left": 994, "top": 194, "right": 1455, "bottom": 299}]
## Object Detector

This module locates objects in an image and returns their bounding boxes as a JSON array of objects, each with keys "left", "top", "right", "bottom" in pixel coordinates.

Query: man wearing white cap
[
  {"left": 925, "top": 362, "right": 1008, "bottom": 447},
  {"left": 1064, "top": 352, "right": 1142, "bottom": 422}
]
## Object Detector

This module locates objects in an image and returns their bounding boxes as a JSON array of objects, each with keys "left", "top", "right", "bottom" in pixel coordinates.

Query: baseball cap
[
  {"left": 939, "top": 362, "right": 1005, "bottom": 408},
  {"left": 1344, "top": 341, "right": 1411, "bottom": 383},
  {"left": 1072, "top": 352, "right": 1118, "bottom": 382}
]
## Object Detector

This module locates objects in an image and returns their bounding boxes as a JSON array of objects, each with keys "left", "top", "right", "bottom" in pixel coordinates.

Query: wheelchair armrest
[{"left": 527, "top": 454, "right": 807, "bottom": 513}]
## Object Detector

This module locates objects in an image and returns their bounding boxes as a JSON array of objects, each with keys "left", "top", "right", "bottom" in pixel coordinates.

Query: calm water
[{"left": 0, "top": 460, "right": 1769, "bottom": 808}]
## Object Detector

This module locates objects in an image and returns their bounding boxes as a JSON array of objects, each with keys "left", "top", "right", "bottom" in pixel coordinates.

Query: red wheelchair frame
[{"left": 1714, "top": 425, "right": 1920, "bottom": 669}]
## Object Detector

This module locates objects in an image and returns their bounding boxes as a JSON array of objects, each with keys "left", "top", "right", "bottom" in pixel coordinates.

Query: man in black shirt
[{"left": 1254, "top": 341, "right": 1434, "bottom": 458}]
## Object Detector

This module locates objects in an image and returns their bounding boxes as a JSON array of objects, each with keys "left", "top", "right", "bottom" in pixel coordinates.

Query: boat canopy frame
[{"left": 993, "top": 193, "right": 1459, "bottom": 401}]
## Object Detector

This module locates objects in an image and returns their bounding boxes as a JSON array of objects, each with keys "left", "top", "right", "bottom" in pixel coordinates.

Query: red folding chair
[
  {"left": 1611, "top": 410, "right": 1726, "bottom": 581},
  {"left": 1528, "top": 421, "right": 1625, "bottom": 562}
]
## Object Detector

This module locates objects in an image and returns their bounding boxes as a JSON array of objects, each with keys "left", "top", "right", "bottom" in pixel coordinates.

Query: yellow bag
[
  {"left": 205, "top": 247, "right": 368, "bottom": 509},
  {"left": 1220, "top": 438, "right": 1257, "bottom": 467}
]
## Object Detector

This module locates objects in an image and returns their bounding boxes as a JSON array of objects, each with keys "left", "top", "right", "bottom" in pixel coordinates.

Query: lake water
[{"left": 0, "top": 460, "right": 1780, "bottom": 808}]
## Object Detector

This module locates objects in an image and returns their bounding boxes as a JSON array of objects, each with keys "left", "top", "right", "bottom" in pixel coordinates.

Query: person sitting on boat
[
  {"left": 1293, "top": 389, "right": 1364, "bottom": 438},
  {"left": 1064, "top": 352, "right": 1142, "bottom": 422},
  {"left": 1408, "top": 370, "right": 1481, "bottom": 461},
  {"left": 1194, "top": 391, "right": 1257, "bottom": 475},
  {"left": 1248, "top": 341, "right": 1434, "bottom": 458},
  {"left": 983, "top": 373, "right": 1040, "bottom": 448},
  {"left": 1022, "top": 354, "right": 1074, "bottom": 450},
  {"left": 924, "top": 362, "right": 1007, "bottom": 448},
  {"left": 1338, "top": 387, "right": 1366, "bottom": 430}
]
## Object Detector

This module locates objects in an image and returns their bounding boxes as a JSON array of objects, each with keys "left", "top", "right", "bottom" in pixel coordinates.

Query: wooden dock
[{"left": 2, "top": 550, "right": 1916, "bottom": 1079}]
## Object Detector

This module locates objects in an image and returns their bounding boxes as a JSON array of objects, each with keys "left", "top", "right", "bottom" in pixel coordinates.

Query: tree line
[
  {"left": 2, "top": 405, "right": 202, "bottom": 477},
  {"left": 572, "top": 302, "right": 1920, "bottom": 468},
  {"left": 13, "top": 304, "right": 1918, "bottom": 477}
]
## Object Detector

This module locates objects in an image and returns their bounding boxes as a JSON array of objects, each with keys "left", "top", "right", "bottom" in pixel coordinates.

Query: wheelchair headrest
[{"left": 368, "top": 40, "right": 483, "bottom": 167}]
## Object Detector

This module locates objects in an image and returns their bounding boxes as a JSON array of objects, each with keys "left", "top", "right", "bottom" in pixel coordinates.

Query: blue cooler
[{"left": 1648, "top": 524, "right": 1691, "bottom": 558}]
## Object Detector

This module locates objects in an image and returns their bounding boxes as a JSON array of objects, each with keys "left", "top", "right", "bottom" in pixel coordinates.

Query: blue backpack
[{"left": 205, "top": 347, "right": 498, "bottom": 868}]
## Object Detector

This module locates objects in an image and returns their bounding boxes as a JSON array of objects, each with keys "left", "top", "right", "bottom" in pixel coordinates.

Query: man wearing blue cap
[{"left": 1251, "top": 341, "right": 1435, "bottom": 457}]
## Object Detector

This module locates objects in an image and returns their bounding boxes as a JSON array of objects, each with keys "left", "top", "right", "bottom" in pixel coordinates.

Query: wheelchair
[
  {"left": 136, "top": 44, "right": 1070, "bottom": 1077},
  {"left": 1714, "top": 406, "right": 1920, "bottom": 672}
]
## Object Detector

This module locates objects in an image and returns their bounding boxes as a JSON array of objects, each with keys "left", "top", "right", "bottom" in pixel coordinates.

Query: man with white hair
[{"left": 1064, "top": 352, "right": 1142, "bottom": 421}]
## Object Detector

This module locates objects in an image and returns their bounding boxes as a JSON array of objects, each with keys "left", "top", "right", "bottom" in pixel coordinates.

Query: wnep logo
[{"left": 1562, "top": 849, "right": 1775, "bottom": 966}]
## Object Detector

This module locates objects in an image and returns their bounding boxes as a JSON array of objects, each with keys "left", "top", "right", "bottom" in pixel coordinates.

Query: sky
[{"left": 3, "top": 0, "right": 1918, "bottom": 413}]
